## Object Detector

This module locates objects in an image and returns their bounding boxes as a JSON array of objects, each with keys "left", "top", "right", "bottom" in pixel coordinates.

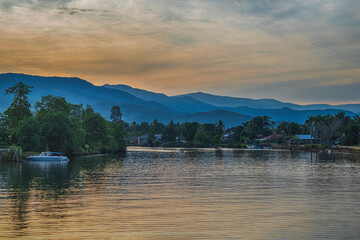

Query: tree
[
  {"left": 0, "top": 113, "right": 11, "bottom": 145},
  {"left": 163, "top": 120, "right": 177, "bottom": 144},
  {"left": 276, "top": 121, "right": 305, "bottom": 136},
  {"left": 35, "top": 95, "right": 83, "bottom": 118},
  {"left": 35, "top": 95, "right": 70, "bottom": 115},
  {"left": 38, "top": 112, "right": 74, "bottom": 152},
  {"left": 343, "top": 120, "right": 360, "bottom": 146},
  {"left": 194, "top": 125, "right": 209, "bottom": 147},
  {"left": 4, "top": 82, "right": 33, "bottom": 129},
  {"left": 16, "top": 117, "right": 41, "bottom": 151},
  {"left": 216, "top": 120, "right": 225, "bottom": 137},
  {"left": 83, "top": 105, "right": 108, "bottom": 151},
  {"left": 182, "top": 122, "right": 199, "bottom": 143},
  {"left": 316, "top": 115, "right": 342, "bottom": 144},
  {"left": 34, "top": 95, "right": 85, "bottom": 153},
  {"left": 107, "top": 106, "right": 126, "bottom": 152},
  {"left": 110, "top": 105, "right": 122, "bottom": 125},
  {"left": 106, "top": 121, "right": 126, "bottom": 152},
  {"left": 149, "top": 119, "right": 165, "bottom": 135}
]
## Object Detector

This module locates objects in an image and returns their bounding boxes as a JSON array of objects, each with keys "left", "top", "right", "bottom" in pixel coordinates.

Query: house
[
  {"left": 154, "top": 134, "right": 163, "bottom": 140},
  {"left": 221, "top": 132, "right": 234, "bottom": 142},
  {"left": 178, "top": 137, "right": 187, "bottom": 144},
  {"left": 257, "top": 134, "right": 283, "bottom": 146},
  {"left": 129, "top": 135, "right": 148, "bottom": 144},
  {"left": 257, "top": 134, "right": 283, "bottom": 142},
  {"left": 295, "top": 135, "right": 314, "bottom": 144}
]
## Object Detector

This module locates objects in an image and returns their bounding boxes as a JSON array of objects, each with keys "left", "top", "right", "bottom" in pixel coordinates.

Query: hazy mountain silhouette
[
  {"left": 178, "top": 92, "right": 360, "bottom": 113},
  {"left": 1, "top": 73, "right": 358, "bottom": 127},
  {"left": 103, "top": 84, "right": 217, "bottom": 113}
]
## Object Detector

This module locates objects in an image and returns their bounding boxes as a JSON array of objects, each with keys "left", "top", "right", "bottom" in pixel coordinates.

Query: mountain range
[{"left": 1, "top": 73, "right": 359, "bottom": 127}]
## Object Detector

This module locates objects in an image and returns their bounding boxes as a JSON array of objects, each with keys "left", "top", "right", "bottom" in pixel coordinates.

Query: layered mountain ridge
[{"left": 1, "top": 73, "right": 358, "bottom": 127}]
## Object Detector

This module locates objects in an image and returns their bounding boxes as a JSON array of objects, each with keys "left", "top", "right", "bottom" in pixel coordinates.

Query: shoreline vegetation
[
  {"left": 1, "top": 82, "right": 360, "bottom": 161},
  {"left": 1, "top": 82, "right": 126, "bottom": 159},
  {"left": 1, "top": 145, "right": 359, "bottom": 162}
]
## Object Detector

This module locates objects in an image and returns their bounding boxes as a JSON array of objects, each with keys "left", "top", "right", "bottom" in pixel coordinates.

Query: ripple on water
[{"left": 0, "top": 149, "right": 360, "bottom": 239}]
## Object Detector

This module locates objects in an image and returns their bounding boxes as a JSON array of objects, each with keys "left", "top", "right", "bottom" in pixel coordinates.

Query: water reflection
[{"left": 0, "top": 149, "right": 359, "bottom": 239}]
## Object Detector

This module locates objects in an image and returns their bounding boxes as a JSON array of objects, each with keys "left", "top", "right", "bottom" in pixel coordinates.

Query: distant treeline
[
  {"left": 0, "top": 82, "right": 126, "bottom": 154},
  {"left": 1, "top": 82, "right": 359, "bottom": 153},
  {"left": 123, "top": 112, "right": 360, "bottom": 148}
]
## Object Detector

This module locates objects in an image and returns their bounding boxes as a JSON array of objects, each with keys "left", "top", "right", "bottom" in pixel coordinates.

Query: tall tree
[
  {"left": 83, "top": 105, "right": 108, "bottom": 150},
  {"left": 39, "top": 112, "right": 74, "bottom": 152},
  {"left": 216, "top": 120, "right": 225, "bottom": 137},
  {"left": 4, "top": 82, "right": 33, "bottom": 129},
  {"left": 35, "top": 95, "right": 85, "bottom": 153},
  {"left": 163, "top": 120, "right": 177, "bottom": 143},
  {"left": 107, "top": 106, "right": 126, "bottom": 152},
  {"left": 182, "top": 122, "right": 199, "bottom": 143},
  {"left": 16, "top": 117, "right": 41, "bottom": 151},
  {"left": 194, "top": 125, "right": 209, "bottom": 147},
  {"left": 110, "top": 105, "right": 122, "bottom": 125},
  {"left": 343, "top": 121, "right": 360, "bottom": 146},
  {"left": 0, "top": 113, "right": 11, "bottom": 145}
]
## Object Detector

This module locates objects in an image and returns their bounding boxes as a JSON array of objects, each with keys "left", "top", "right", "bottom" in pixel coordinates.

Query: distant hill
[
  {"left": 177, "top": 92, "right": 360, "bottom": 113},
  {"left": 104, "top": 82, "right": 358, "bottom": 124},
  {"left": 1, "top": 73, "right": 358, "bottom": 127},
  {"left": 226, "top": 106, "right": 356, "bottom": 123},
  {"left": 103, "top": 84, "right": 218, "bottom": 113},
  {"left": 0, "top": 73, "right": 183, "bottom": 122},
  {"left": 177, "top": 92, "right": 291, "bottom": 109},
  {"left": 181, "top": 110, "right": 252, "bottom": 126}
]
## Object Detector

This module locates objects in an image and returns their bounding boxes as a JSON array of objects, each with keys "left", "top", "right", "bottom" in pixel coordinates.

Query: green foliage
[
  {"left": 216, "top": 120, "right": 225, "bottom": 136},
  {"left": 276, "top": 122, "right": 306, "bottom": 136},
  {"left": 34, "top": 95, "right": 86, "bottom": 153},
  {"left": 16, "top": 117, "right": 41, "bottom": 151},
  {"left": 240, "top": 116, "right": 273, "bottom": 140},
  {"left": 163, "top": 120, "right": 177, "bottom": 144},
  {"left": 150, "top": 119, "right": 165, "bottom": 135},
  {"left": 3, "top": 87, "right": 126, "bottom": 154},
  {"left": 343, "top": 121, "right": 360, "bottom": 146},
  {"left": 4, "top": 82, "right": 33, "bottom": 131},
  {"left": 194, "top": 125, "right": 209, "bottom": 147},
  {"left": 36, "top": 95, "right": 71, "bottom": 114},
  {"left": 110, "top": 105, "right": 122, "bottom": 125},
  {"left": 0, "top": 113, "right": 11, "bottom": 145},
  {"left": 83, "top": 105, "right": 109, "bottom": 152},
  {"left": 182, "top": 122, "right": 199, "bottom": 143},
  {"left": 106, "top": 121, "right": 126, "bottom": 153},
  {"left": 38, "top": 112, "right": 75, "bottom": 153},
  {"left": 306, "top": 114, "right": 343, "bottom": 145},
  {"left": 124, "top": 111, "right": 359, "bottom": 148}
]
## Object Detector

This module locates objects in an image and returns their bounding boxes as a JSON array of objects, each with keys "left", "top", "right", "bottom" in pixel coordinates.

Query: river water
[{"left": 1, "top": 148, "right": 360, "bottom": 239}]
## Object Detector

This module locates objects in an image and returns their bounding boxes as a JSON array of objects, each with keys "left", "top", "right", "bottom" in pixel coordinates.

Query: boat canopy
[
  {"left": 49, "top": 152, "right": 65, "bottom": 155},
  {"left": 40, "top": 152, "right": 66, "bottom": 156}
]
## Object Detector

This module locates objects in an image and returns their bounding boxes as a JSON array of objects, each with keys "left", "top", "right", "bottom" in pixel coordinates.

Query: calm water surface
[{"left": 1, "top": 148, "right": 360, "bottom": 239}]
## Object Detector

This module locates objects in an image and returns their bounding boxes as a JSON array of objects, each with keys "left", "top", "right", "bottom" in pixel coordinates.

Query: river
[{"left": 1, "top": 148, "right": 360, "bottom": 239}]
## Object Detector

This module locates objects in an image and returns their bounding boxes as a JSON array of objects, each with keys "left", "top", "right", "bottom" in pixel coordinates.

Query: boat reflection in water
[
  {"left": 27, "top": 152, "right": 69, "bottom": 161},
  {"left": 1, "top": 149, "right": 360, "bottom": 239}
]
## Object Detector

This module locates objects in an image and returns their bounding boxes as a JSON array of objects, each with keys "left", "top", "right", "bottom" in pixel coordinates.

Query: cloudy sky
[{"left": 0, "top": 0, "right": 359, "bottom": 104}]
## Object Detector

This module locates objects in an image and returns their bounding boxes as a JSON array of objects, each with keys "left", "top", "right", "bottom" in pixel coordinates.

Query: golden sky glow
[{"left": 0, "top": 0, "right": 359, "bottom": 103}]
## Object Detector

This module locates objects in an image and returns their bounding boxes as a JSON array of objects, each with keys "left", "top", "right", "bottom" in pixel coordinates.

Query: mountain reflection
[
  {"left": 0, "top": 156, "right": 125, "bottom": 235},
  {"left": 0, "top": 149, "right": 359, "bottom": 239}
]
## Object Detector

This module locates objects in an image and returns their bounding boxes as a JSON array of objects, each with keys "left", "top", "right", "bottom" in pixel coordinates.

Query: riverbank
[
  {"left": 271, "top": 144, "right": 360, "bottom": 154},
  {"left": 128, "top": 145, "right": 360, "bottom": 155}
]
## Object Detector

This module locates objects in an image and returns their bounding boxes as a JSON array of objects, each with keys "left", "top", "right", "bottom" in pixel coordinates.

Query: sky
[{"left": 0, "top": 0, "right": 359, "bottom": 104}]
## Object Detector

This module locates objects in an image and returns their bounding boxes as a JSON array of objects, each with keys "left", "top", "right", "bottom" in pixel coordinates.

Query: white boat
[{"left": 27, "top": 152, "right": 69, "bottom": 161}]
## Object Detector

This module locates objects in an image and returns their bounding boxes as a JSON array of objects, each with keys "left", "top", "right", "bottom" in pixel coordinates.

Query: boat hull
[{"left": 27, "top": 156, "right": 69, "bottom": 161}]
